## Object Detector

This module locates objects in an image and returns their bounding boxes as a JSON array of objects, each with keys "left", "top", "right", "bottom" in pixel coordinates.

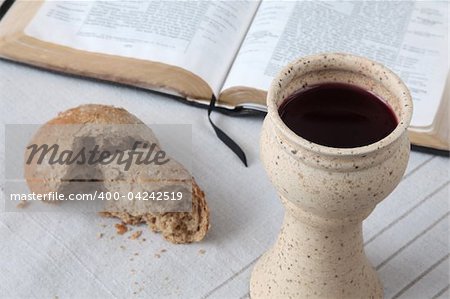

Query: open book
[{"left": 0, "top": 1, "right": 448, "bottom": 150}]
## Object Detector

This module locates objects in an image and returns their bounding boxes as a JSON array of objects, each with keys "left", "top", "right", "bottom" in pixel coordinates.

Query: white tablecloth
[{"left": 0, "top": 60, "right": 449, "bottom": 299}]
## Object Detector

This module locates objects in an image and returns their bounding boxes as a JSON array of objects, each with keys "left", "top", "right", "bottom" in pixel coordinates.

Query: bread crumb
[
  {"left": 120, "top": 245, "right": 126, "bottom": 250},
  {"left": 199, "top": 249, "right": 206, "bottom": 255},
  {"left": 100, "top": 178, "right": 209, "bottom": 244},
  {"left": 16, "top": 201, "right": 29, "bottom": 209},
  {"left": 134, "top": 252, "right": 139, "bottom": 256},
  {"left": 115, "top": 223, "right": 128, "bottom": 235},
  {"left": 110, "top": 236, "right": 115, "bottom": 240},
  {"left": 154, "top": 253, "right": 161, "bottom": 259},
  {"left": 160, "top": 249, "right": 167, "bottom": 253},
  {"left": 142, "top": 238, "right": 146, "bottom": 242},
  {"left": 130, "top": 230, "right": 142, "bottom": 240},
  {"left": 97, "top": 233, "right": 104, "bottom": 239}
]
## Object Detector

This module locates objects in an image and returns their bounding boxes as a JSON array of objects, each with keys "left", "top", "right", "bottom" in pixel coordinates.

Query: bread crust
[{"left": 24, "top": 104, "right": 210, "bottom": 243}]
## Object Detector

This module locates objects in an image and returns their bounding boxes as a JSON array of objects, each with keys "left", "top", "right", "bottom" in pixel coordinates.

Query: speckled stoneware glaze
[{"left": 251, "top": 53, "right": 413, "bottom": 299}]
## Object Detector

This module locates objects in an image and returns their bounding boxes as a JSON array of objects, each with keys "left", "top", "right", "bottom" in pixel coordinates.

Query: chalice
[{"left": 251, "top": 53, "right": 413, "bottom": 298}]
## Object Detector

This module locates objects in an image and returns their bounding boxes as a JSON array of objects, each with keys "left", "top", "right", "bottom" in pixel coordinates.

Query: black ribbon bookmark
[
  {"left": 208, "top": 95, "right": 248, "bottom": 167},
  {"left": 0, "top": 0, "right": 14, "bottom": 20}
]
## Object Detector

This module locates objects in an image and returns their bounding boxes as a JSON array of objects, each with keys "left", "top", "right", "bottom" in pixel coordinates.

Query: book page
[
  {"left": 223, "top": 1, "right": 448, "bottom": 127},
  {"left": 24, "top": 1, "right": 259, "bottom": 96}
]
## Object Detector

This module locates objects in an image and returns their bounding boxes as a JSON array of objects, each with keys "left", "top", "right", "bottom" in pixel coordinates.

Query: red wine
[{"left": 279, "top": 83, "right": 398, "bottom": 148}]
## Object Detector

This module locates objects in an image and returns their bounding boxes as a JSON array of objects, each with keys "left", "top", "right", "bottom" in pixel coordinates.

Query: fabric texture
[{"left": 0, "top": 60, "right": 448, "bottom": 299}]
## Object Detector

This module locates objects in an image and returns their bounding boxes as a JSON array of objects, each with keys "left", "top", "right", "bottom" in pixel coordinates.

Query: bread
[{"left": 24, "top": 104, "right": 210, "bottom": 244}]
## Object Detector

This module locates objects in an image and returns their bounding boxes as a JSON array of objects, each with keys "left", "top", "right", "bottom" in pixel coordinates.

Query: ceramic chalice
[{"left": 251, "top": 53, "right": 413, "bottom": 298}]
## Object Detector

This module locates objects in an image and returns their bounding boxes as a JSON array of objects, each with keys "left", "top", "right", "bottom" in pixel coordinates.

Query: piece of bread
[{"left": 24, "top": 104, "right": 210, "bottom": 244}]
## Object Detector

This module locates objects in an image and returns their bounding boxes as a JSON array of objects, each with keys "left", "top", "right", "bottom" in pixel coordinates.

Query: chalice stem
[{"left": 251, "top": 197, "right": 382, "bottom": 298}]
